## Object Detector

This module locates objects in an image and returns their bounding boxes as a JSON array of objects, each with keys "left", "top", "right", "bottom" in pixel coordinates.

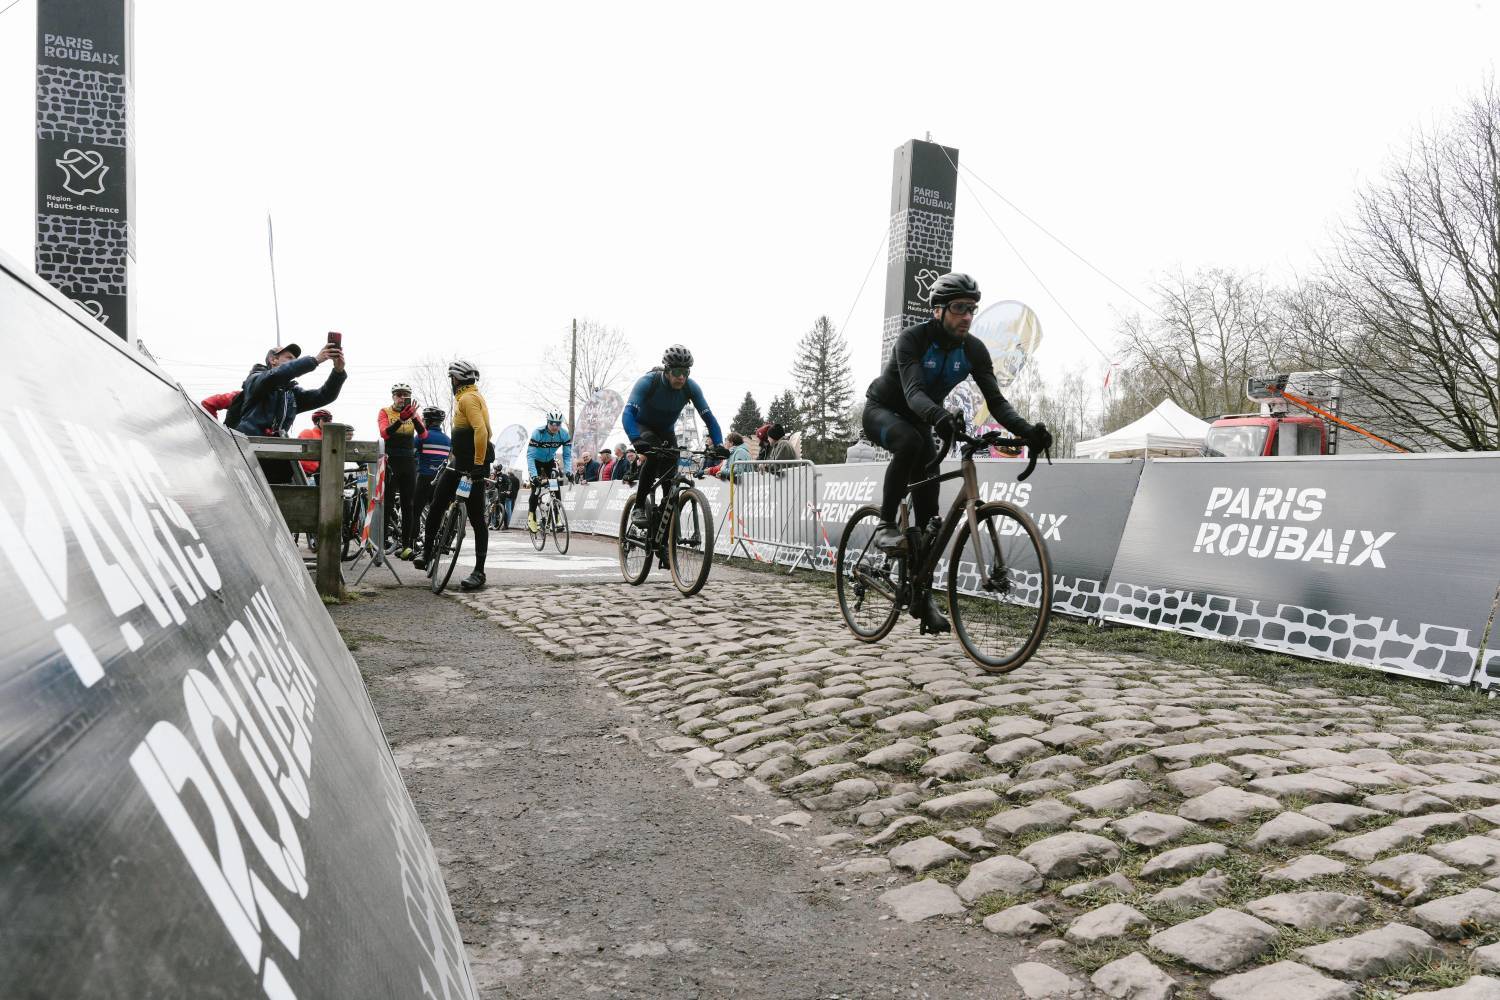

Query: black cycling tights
[
  {"left": 862, "top": 401, "right": 940, "bottom": 525},
  {"left": 387, "top": 455, "right": 418, "bottom": 550},
  {"left": 422, "top": 467, "right": 488, "bottom": 572},
  {"left": 635, "top": 434, "right": 678, "bottom": 509}
]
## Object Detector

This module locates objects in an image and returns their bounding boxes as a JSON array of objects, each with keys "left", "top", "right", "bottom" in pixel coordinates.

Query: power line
[
  {"left": 835, "top": 224, "right": 889, "bottom": 342},
  {"left": 957, "top": 163, "right": 1164, "bottom": 321}
]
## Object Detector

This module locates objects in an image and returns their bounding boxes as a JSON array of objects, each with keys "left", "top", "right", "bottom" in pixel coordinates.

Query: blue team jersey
[
  {"left": 919, "top": 342, "right": 972, "bottom": 403},
  {"left": 526, "top": 425, "right": 572, "bottom": 479},
  {"left": 418, "top": 428, "right": 452, "bottom": 477},
  {"left": 622, "top": 370, "right": 723, "bottom": 444}
]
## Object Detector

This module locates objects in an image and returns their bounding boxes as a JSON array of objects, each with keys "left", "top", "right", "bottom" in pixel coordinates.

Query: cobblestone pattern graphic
[
  {"left": 1101, "top": 582, "right": 1479, "bottom": 684},
  {"left": 36, "top": 215, "right": 128, "bottom": 296},
  {"left": 458, "top": 578, "right": 1500, "bottom": 1000},
  {"left": 887, "top": 209, "right": 955, "bottom": 265},
  {"left": 36, "top": 66, "right": 127, "bottom": 146}
]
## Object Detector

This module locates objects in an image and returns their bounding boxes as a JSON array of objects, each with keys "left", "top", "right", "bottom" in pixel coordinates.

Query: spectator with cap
[
  {"left": 622, "top": 449, "right": 644, "bottom": 483},
  {"left": 297, "top": 409, "right": 333, "bottom": 480},
  {"left": 766, "top": 423, "right": 796, "bottom": 462},
  {"left": 755, "top": 423, "right": 773, "bottom": 460},
  {"left": 597, "top": 448, "right": 616, "bottom": 480},
  {"left": 234, "top": 340, "right": 347, "bottom": 483}
]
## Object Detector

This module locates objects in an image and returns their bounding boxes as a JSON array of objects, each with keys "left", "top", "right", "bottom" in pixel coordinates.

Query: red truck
[{"left": 1204, "top": 372, "right": 1405, "bottom": 458}]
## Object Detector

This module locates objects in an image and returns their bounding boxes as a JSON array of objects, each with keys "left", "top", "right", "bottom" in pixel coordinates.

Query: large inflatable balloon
[
  {"left": 493, "top": 423, "right": 529, "bottom": 473},
  {"left": 971, "top": 300, "right": 1043, "bottom": 390},
  {"left": 574, "top": 387, "right": 625, "bottom": 460}
]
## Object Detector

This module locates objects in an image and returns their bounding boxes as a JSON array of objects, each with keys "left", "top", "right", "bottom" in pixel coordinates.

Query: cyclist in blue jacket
[
  {"left": 622, "top": 345, "right": 725, "bottom": 528},
  {"left": 526, "top": 411, "right": 572, "bottom": 532}
]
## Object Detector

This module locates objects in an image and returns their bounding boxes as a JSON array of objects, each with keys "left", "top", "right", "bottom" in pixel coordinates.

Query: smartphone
[{"left": 327, "top": 331, "right": 342, "bottom": 347}]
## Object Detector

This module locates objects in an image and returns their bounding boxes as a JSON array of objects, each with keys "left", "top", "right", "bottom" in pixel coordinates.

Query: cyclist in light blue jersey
[{"left": 526, "top": 410, "right": 572, "bottom": 532}]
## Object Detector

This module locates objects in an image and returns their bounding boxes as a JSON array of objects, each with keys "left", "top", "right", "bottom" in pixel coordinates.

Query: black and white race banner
[
  {"left": 0, "top": 254, "right": 477, "bottom": 999},
  {"left": 1101, "top": 455, "right": 1500, "bottom": 686},
  {"left": 811, "top": 459, "right": 1143, "bottom": 615}
]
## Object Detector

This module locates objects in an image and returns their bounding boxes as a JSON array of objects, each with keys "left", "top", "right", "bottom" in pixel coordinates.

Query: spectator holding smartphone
[
  {"left": 379, "top": 383, "right": 427, "bottom": 559},
  {"left": 234, "top": 339, "right": 347, "bottom": 483}
]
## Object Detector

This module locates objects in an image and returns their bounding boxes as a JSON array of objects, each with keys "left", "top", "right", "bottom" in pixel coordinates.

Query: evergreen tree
[
  {"left": 729, "top": 391, "right": 763, "bottom": 436},
  {"left": 767, "top": 389, "right": 799, "bottom": 433},
  {"left": 790, "top": 315, "right": 855, "bottom": 464}
]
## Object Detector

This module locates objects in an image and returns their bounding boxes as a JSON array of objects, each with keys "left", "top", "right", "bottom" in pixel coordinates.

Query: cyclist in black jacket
[{"left": 863, "top": 272, "right": 1052, "bottom": 633}]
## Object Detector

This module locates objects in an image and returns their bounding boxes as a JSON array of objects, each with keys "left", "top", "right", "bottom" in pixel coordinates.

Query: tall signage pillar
[
  {"left": 35, "top": 0, "right": 135, "bottom": 343},
  {"left": 881, "top": 139, "right": 958, "bottom": 367}
]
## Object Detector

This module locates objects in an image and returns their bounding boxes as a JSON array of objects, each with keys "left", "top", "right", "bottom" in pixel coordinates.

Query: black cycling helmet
[
  {"left": 422, "top": 406, "right": 445, "bottom": 424},
  {"left": 662, "top": 345, "right": 694, "bottom": 370},
  {"left": 928, "top": 272, "right": 981, "bottom": 307}
]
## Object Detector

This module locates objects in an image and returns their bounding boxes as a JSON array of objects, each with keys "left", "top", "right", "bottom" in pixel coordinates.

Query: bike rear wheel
[
  {"left": 431, "top": 504, "right": 466, "bottom": 594},
  {"left": 835, "top": 505, "right": 904, "bottom": 641},
  {"left": 553, "top": 500, "right": 570, "bottom": 554},
  {"left": 948, "top": 501, "right": 1052, "bottom": 673},
  {"left": 617, "top": 496, "right": 651, "bottom": 584},
  {"left": 667, "top": 488, "right": 713, "bottom": 596}
]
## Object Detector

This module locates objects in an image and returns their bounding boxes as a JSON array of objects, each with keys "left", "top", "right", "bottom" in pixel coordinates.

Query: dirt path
[{"left": 332, "top": 583, "right": 1027, "bottom": 1000}]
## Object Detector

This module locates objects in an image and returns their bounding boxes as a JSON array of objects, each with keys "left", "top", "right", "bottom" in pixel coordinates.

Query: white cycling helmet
[
  {"left": 545, "top": 411, "right": 563, "bottom": 424},
  {"left": 448, "top": 359, "right": 479, "bottom": 382}
]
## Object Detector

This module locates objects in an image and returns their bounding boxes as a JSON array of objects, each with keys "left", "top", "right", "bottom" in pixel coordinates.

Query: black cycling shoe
[
  {"left": 873, "top": 522, "right": 906, "bottom": 555},
  {"left": 459, "top": 570, "right": 486, "bottom": 591},
  {"left": 917, "top": 594, "right": 951, "bottom": 635},
  {"left": 413, "top": 554, "right": 430, "bottom": 571}
]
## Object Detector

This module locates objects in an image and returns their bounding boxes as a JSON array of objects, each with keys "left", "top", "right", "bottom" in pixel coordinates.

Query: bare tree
[
  {"left": 528, "top": 320, "right": 637, "bottom": 423},
  {"left": 405, "top": 354, "right": 455, "bottom": 414},
  {"left": 1003, "top": 364, "right": 1100, "bottom": 457},
  {"left": 1303, "top": 85, "right": 1500, "bottom": 451},
  {"left": 1112, "top": 268, "right": 1297, "bottom": 421}
]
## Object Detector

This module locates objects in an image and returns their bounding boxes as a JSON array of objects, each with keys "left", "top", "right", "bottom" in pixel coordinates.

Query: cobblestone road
[{"left": 455, "top": 575, "right": 1500, "bottom": 999}]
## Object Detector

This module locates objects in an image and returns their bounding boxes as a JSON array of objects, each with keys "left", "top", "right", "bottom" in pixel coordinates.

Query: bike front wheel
[
  {"left": 553, "top": 500, "right": 570, "bottom": 554},
  {"left": 948, "top": 501, "right": 1052, "bottom": 673},
  {"left": 529, "top": 504, "right": 547, "bottom": 551},
  {"left": 667, "top": 488, "right": 713, "bottom": 596},
  {"left": 617, "top": 496, "right": 652, "bottom": 585},
  {"left": 431, "top": 505, "right": 466, "bottom": 594},
  {"left": 835, "top": 505, "right": 904, "bottom": 641}
]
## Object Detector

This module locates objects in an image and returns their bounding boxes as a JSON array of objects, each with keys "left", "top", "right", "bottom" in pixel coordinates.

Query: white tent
[{"left": 1074, "top": 398, "right": 1210, "bottom": 458}]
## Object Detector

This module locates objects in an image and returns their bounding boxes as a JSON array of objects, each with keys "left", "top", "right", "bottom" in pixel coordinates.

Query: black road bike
[
  {"left": 835, "top": 425, "right": 1053, "bottom": 673},
  {"left": 617, "top": 444, "right": 725, "bottom": 596},
  {"left": 528, "top": 475, "right": 570, "bottom": 554},
  {"left": 426, "top": 468, "right": 472, "bottom": 595}
]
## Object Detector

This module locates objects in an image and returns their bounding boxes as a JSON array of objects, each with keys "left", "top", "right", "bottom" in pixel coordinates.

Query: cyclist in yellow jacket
[{"left": 414, "top": 360, "right": 492, "bottom": 591}]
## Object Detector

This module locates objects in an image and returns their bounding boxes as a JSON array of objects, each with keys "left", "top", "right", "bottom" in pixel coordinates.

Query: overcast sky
[{"left": 2, "top": 0, "right": 1496, "bottom": 447}]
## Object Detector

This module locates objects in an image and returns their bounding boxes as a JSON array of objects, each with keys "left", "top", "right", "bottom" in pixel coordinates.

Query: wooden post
[{"left": 316, "top": 423, "right": 348, "bottom": 600}]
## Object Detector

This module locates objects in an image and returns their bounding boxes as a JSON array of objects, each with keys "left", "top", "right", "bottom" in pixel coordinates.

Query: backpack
[{"left": 222, "top": 389, "right": 247, "bottom": 431}]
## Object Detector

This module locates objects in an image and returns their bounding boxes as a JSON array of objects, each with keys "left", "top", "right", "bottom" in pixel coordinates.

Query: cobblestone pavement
[{"left": 457, "top": 577, "right": 1500, "bottom": 1000}]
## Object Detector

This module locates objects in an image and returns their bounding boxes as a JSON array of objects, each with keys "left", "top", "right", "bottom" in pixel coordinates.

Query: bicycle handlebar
[{"left": 938, "top": 422, "right": 1053, "bottom": 482}]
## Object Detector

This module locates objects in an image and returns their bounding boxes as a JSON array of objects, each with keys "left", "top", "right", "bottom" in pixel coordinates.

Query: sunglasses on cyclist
[
  {"left": 944, "top": 302, "right": 980, "bottom": 316},
  {"left": 666, "top": 367, "right": 690, "bottom": 377}
]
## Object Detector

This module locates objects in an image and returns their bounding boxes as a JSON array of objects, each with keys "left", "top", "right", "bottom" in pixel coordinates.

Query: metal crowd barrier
[{"left": 723, "top": 459, "right": 823, "bottom": 572}]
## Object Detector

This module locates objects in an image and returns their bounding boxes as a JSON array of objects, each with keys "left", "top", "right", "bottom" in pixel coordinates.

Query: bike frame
[
  {"left": 637, "top": 446, "right": 711, "bottom": 548},
  {"left": 895, "top": 431, "right": 1036, "bottom": 606}
]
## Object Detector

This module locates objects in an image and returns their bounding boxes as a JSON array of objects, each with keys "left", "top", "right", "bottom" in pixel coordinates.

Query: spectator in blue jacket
[
  {"left": 235, "top": 341, "right": 347, "bottom": 483},
  {"left": 582, "top": 454, "right": 602, "bottom": 482},
  {"left": 608, "top": 442, "right": 629, "bottom": 480}
]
